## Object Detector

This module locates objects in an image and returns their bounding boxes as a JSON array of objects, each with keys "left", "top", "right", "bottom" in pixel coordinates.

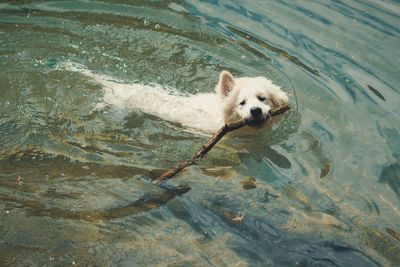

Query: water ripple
[{"left": 1, "top": 0, "right": 400, "bottom": 265}]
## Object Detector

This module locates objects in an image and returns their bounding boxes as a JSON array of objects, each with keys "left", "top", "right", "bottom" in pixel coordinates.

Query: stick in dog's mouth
[
  {"left": 151, "top": 105, "right": 291, "bottom": 187},
  {"left": 248, "top": 106, "right": 290, "bottom": 128}
]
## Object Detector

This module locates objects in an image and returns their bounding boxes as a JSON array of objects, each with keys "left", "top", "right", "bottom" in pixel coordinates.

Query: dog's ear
[
  {"left": 268, "top": 90, "right": 289, "bottom": 108},
  {"left": 217, "top": 71, "right": 235, "bottom": 97}
]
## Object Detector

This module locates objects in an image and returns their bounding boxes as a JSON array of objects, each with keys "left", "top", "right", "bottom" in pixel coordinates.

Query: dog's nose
[{"left": 250, "top": 107, "right": 262, "bottom": 117}]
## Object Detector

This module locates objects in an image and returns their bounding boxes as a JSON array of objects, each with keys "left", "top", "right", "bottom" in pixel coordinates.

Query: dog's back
[{"left": 62, "top": 62, "right": 224, "bottom": 133}]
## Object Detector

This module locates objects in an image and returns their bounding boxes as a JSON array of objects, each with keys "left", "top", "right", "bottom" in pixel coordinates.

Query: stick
[{"left": 152, "top": 106, "right": 291, "bottom": 185}]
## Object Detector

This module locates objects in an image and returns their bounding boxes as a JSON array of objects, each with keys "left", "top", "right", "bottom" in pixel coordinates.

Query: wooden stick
[{"left": 152, "top": 106, "right": 291, "bottom": 185}]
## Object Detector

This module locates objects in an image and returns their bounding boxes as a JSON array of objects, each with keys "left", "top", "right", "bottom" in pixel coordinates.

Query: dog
[{"left": 63, "top": 63, "right": 289, "bottom": 133}]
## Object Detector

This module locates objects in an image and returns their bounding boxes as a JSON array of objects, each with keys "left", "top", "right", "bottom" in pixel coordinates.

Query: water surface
[{"left": 1, "top": 0, "right": 399, "bottom": 266}]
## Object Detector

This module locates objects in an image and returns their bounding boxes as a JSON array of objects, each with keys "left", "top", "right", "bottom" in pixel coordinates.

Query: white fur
[{"left": 62, "top": 62, "right": 289, "bottom": 133}]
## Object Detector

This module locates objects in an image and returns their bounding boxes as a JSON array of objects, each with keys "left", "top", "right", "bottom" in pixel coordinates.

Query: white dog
[{"left": 63, "top": 63, "right": 289, "bottom": 133}]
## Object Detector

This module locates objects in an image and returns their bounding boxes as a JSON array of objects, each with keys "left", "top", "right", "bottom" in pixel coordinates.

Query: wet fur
[
  {"left": 217, "top": 71, "right": 289, "bottom": 127},
  {"left": 63, "top": 62, "right": 289, "bottom": 134}
]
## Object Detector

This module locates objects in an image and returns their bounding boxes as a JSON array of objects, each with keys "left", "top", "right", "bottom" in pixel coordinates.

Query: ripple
[
  {"left": 1, "top": 0, "right": 400, "bottom": 266},
  {"left": 227, "top": 25, "right": 320, "bottom": 76}
]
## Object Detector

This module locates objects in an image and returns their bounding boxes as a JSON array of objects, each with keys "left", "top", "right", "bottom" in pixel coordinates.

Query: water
[{"left": 0, "top": 0, "right": 399, "bottom": 266}]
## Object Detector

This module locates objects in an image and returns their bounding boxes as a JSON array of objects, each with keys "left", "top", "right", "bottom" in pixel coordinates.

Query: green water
[{"left": 1, "top": 1, "right": 399, "bottom": 266}]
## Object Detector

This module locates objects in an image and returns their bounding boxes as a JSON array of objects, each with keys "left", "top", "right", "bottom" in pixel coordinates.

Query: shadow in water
[
  {"left": 165, "top": 194, "right": 380, "bottom": 266},
  {"left": 0, "top": 188, "right": 184, "bottom": 222},
  {"left": 380, "top": 162, "right": 400, "bottom": 198}
]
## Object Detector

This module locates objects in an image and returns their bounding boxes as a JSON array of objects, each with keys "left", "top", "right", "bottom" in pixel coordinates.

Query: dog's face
[{"left": 216, "top": 71, "right": 289, "bottom": 128}]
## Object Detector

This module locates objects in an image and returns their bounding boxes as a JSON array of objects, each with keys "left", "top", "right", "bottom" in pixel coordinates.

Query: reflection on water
[{"left": 1, "top": 0, "right": 399, "bottom": 266}]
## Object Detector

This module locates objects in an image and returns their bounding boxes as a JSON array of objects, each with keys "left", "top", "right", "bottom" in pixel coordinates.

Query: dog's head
[{"left": 216, "top": 71, "right": 289, "bottom": 128}]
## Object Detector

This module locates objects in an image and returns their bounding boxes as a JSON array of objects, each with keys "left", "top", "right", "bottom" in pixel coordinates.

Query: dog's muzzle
[
  {"left": 248, "top": 107, "right": 267, "bottom": 128},
  {"left": 250, "top": 107, "right": 262, "bottom": 117},
  {"left": 248, "top": 117, "right": 266, "bottom": 128}
]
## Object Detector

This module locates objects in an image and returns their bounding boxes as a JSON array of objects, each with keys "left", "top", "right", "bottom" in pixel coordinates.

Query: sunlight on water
[{"left": 0, "top": 0, "right": 399, "bottom": 266}]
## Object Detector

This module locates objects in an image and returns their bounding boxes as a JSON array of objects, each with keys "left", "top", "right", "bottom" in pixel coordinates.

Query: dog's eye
[
  {"left": 239, "top": 100, "right": 246, "bottom": 106},
  {"left": 257, "top": 96, "right": 266, "bottom": 102}
]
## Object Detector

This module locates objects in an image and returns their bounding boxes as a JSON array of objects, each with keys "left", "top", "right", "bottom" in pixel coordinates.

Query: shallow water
[{"left": 1, "top": 0, "right": 399, "bottom": 266}]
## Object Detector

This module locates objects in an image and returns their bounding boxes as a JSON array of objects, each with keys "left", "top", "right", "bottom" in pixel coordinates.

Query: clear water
[{"left": 1, "top": 1, "right": 399, "bottom": 266}]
